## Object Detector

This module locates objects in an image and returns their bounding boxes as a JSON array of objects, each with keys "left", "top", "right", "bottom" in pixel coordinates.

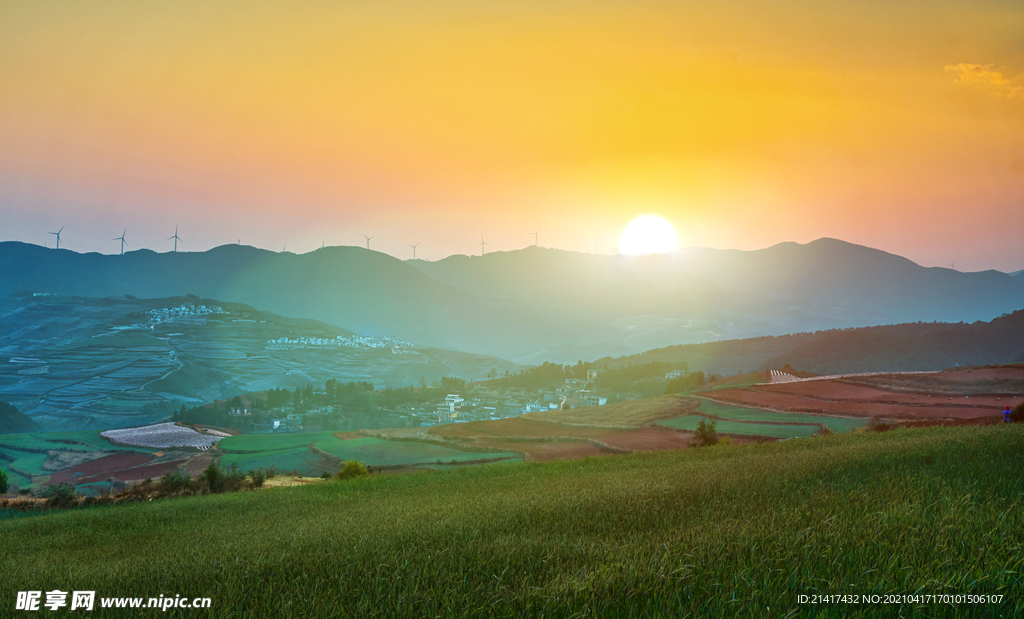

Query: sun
[{"left": 619, "top": 215, "right": 680, "bottom": 256}]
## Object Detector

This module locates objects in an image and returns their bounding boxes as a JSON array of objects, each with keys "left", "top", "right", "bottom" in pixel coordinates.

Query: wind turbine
[
  {"left": 168, "top": 226, "right": 182, "bottom": 252},
  {"left": 479, "top": 236, "right": 488, "bottom": 256},
  {"left": 409, "top": 243, "right": 419, "bottom": 260},
  {"left": 530, "top": 229, "right": 539, "bottom": 246},
  {"left": 49, "top": 226, "right": 64, "bottom": 250},
  {"left": 113, "top": 230, "right": 128, "bottom": 255},
  {"left": 594, "top": 237, "right": 601, "bottom": 254},
  {"left": 363, "top": 234, "right": 374, "bottom": 250}
]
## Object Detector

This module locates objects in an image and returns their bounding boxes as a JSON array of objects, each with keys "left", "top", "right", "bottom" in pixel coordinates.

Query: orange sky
[{"left": 1, "top": 1, "right": 1022, "bottom": 271}]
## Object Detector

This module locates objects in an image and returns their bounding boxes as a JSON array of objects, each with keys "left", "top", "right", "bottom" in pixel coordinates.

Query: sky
[{"left": 1, "top": 0, "right": 1022, "bottom": 271}]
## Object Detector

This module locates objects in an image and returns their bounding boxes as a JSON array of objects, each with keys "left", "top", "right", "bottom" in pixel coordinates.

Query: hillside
[
  {"left": 4, "top": 239, "right": 1022, "bottom": 364},
  {"left": 3, "top": 426, "right": 1021, "bottom": 617},
  {"left": 587, "top": 310, "right": 1024, "bottom": 376},
  {"left": 411, "top": 239, "right": 1024, "bottom": 363},
  {"left": 0, "top": 295, "right": 517, "bottom": 432},
  {"left": 0, "top": 243, "right": 600, "bottom": 362}
]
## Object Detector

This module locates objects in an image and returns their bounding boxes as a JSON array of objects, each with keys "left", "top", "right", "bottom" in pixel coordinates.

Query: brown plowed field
[
  {"left": 72, "top": 460, "right": 188, "bottom": 485},
  {"left": 712, "top": 367, "right": 1024, "bottom": 421},
  {"left": 470, "top": 438, "right": 605, "bottom": 462},
  {"left": 47, "top": 453, "right": 153, "bottom": 485},
  {"left": 596, "top": 426, "right": 694, "bottom": 451},
  {"left": 431, "top": 418, "right": 616, "bottom": 441}
]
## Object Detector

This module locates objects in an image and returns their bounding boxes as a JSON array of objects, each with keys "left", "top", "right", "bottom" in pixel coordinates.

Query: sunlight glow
[{"left": 619, "top": 215, "right": 680, "bottom": 256}]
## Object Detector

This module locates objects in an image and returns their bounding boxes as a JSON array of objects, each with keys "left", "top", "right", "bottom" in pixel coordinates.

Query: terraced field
[
  {"left": 658, "top": 414, "right": 822, "bottom": 438},
  {"left": 315, "top": 435, "right": 514, "bottom": 466},
  {"left": 707, "top": 366, "right": 1024, "bottom": 422},
  {"left": 695, "top": 400, "right": 868, "bottom": 433}
]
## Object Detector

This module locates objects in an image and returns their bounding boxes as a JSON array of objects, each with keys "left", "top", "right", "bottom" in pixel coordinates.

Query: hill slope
[
  {"left": 5, "top": 239, "right": 1022, "bottom": 364},
  {"left": 2, "top": 426, "right": 1021, "bottom": 616}
]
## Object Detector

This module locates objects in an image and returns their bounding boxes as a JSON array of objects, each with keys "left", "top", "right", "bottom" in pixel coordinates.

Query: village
[{"left": 208, "top": 367, "right": 697, "bottom": 434}]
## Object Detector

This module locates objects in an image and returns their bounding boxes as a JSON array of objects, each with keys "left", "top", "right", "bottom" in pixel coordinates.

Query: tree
[
  {"left": 0, "top": 469, "right": 8, "bottom": 494},
  {"left": 691, "top": 419, "right": 719, "bottom": 447}
]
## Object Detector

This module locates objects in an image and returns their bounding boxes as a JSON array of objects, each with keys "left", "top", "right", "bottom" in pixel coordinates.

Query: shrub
[
  {"left": 867, "top": 416, "right": 895, "bottom": 432},
  {"left": 335, "top": 460, "right": 369, "bottom": 481},
  {"left": 41, "top": 482, "right": 78, "bottom": 509},
  {"left": 691, "top": 419, "right": 719, "bottom": 447},
  {"left": 1011, "top": 402, "right": 1024, "bottom": 423},
  {"left": 248, "top": 468, "right": 266, "bottom": 488},
  {"left": 0, "top": 469, "right": 7, "bottom": 494},
  {"left": 320, "top": 471, "right": 331, "bottom": 479},
  {"left": 159, "top": 468, "right": 195, "bottom": 495},
  {"left": 201, "top": 463, "right": 247, "bottom": 494},
  {"left": 265, "top": 466, "right": 278, "bottom": 479}
]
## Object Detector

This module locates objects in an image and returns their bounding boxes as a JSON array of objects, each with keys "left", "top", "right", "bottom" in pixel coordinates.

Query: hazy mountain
[
  {"left": 0, "top": 242, "right": 601, "bottom": 362},
  {"left": 3, "top": 239, "right": 1022, "bottom": 365},
  {"left": 411, "top": 239, "right": 1024, "bottom": 358},
  {"left": 1011, "top": 270, "right": 1024, "bottom": 280}
]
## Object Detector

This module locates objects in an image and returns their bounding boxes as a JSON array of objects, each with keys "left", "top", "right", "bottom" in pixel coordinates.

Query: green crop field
[
  {"left": 696, "top": 400, "right": 869, "bottom": 432},
  {"left": 218, "top": 431, "right": 339, "bottom": 453},
  {"left": 0, "top": 431, "right": 158, "bottom": 453},
  {"left": 9, "top": 452, "right": 49, "bottom": 476},
  {"left": 658, "top": 414, "right": 822, "bottom": 438},
  {"left": 220, "top": 447, "right": 329, "bottom": 477},
  {"left": 0, "top": 464, "right": 32, "bottom": 489},
  {"left": 313, "top": 436, "right": 515, "bottom": 466},
  {"left": 2, "top": 425, "right": 1021, "bottom": 617}
]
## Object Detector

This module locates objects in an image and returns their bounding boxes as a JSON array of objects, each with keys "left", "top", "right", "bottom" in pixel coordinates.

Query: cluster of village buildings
[
  {"left": 264, "top": 334, "right": 413, "bottom": 353},
  {"left": 147, "top": 304, "right": 223, "bottom": 325},
  {"left": 230, "top": 376, "right": 624, "bottom": 434}
]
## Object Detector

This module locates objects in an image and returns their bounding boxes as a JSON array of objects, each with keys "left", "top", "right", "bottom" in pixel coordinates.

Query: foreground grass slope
[{"left": 3, "top": 426, "right": 1023, "bottom": 618}]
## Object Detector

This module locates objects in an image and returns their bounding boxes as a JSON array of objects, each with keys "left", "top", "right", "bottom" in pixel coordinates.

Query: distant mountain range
[{"left": 2, "top": 238, "right": 1022, "bottom": 364}]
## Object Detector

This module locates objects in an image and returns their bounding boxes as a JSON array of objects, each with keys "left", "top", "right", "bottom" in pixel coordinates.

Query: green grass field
[
  {"left": 658, "top": 414, "right": 822, "bottom": 438},
  {"left": 313, "top": 435, "right": 515, "bottom": 466},
  {"left": 2, "top": 425, "right": 1021, "bottom": 617},
  {"left": 0, "top": 431, "right": 159, "bottom": 453},
  {"left": 8, "top": 452, "right": 50, "bottom": 476},
  {"left": 696, "top": 400, "right": 869, "bottom": 433},
  {"left": 221, "top": 447, "right": 330, "bottom": 477},
  {"left": 217, "top": 431, "right": 339, "bottom": 453}
]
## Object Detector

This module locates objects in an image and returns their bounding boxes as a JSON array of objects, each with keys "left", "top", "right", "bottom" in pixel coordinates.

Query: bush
[
  {"left": 335, "top": 460, "right": 369, "bottom": 480},
  {"left": 248, "top": 468, "right": 266, "bottom": 488},
  {"left": 159, "top": 468, "right": 195, "bottom": 495},
  {"left": 41, "top": 482, "right": 78, "bottom": 509},
  {"left": 265, "top": 466, "right": 278, "bottom": 479},
  {"left": 202, "top": 463, "right": 247, "bottom": 494},
  {"left": 691, "top": 419, "right": 719, "bottom": 447},
  {"left": 0, "top": 469, "right": 7, "bottom": 494},
  {"left": 867, "top": 416, "right": 896, "bottom": 432},
  {"left": 1011, "top": 402, "right": 1024, "bottom": 423}
]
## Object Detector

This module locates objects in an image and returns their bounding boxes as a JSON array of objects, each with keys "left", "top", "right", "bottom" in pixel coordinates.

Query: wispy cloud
[{"left": 945, "top": 63, "right": 1022, "bottom": 97}]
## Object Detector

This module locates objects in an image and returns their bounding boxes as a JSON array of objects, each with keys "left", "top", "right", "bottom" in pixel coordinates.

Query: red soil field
[
  {"left": 431, "top": 418, "right": 615, "bottom": 441},
  {"left": 47, "top": 453, "right": 153, "bottom": 485},
  {"left": 72, "top": 460, "right": 188, "bottom": 485},
  {"left": 594, "top": 426, "right": 694, "bottom": 452},
  {"left": 712, "top": 367, "right": 1024, "bottom": 421},
  {"left": 471, "top": 438, "right": 605, "bottom": 462}
]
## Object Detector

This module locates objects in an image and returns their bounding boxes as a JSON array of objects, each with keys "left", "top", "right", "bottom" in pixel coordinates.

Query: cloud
[{"left": 945, "top": 63, "right": 1022, "bottom": 97}]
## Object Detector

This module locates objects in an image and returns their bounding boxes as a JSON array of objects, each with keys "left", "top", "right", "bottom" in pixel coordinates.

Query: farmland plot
[
  {"left": 313, "top": 435, "right": 515, "bottom": 466},
  {"left": 101, "top": 423, "right": 224, "bottom": 449},
  {"left": 696, "top": 400, "right": 868, "bottom": 432},
  {"left": 658, "top": 415, "right": 822, "bottom": 438}
]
